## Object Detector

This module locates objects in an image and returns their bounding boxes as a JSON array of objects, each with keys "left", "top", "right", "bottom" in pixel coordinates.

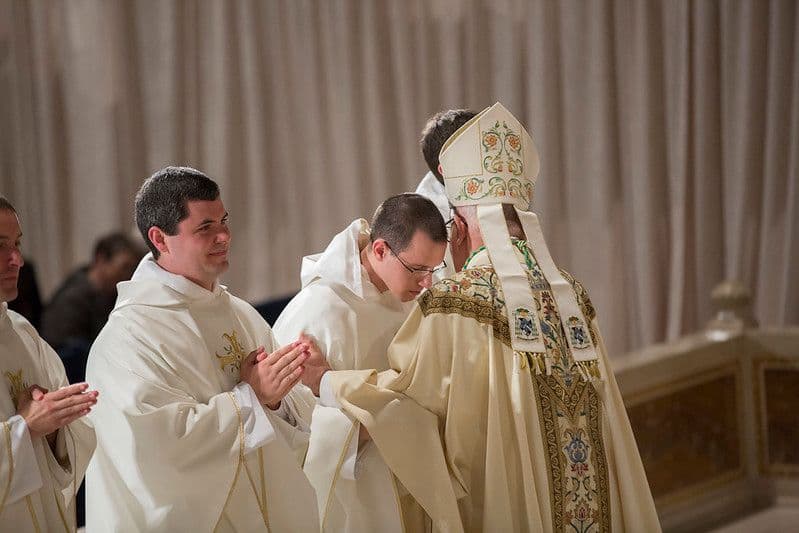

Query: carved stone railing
[{"left": 613, "top": 282, "right": 798, "bottom": 532}]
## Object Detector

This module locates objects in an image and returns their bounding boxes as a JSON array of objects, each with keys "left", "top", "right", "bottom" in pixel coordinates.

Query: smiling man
[
  {"left": 85, "top": 167, "right": 318, "bottom": 532},
  {"left": 272, "top": 193, "right": 447, "bottom": 532}
]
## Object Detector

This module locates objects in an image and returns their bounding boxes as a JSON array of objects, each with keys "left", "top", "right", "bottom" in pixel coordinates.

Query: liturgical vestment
[
  {"left": 86, "top": 255, "right": 318, "bottom": 532},
  {"left": 324, "top": 242, "right": 661, "bottom": 532},
  {"left": 1, "top": 302, "right": 95, "bottom": 532},
  {"left": 274, "top": 218, "right": 409, "bottom": 532}
]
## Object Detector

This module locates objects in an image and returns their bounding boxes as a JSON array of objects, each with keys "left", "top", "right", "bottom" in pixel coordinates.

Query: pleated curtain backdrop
[{"left": 0, "top": 0, "right": 796, "bottom": 357}]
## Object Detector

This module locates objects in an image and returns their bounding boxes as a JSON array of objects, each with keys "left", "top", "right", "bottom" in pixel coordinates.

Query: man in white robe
[
  {"left": 304, "top": 104, "right": 661, "bottom": 531},
  {"left": 415, "top": 108, "right": 476, "bottom": 282},
  {"left": 273, "top": 193, "right": 447, "bottom": 531},
  {"left": 85, "top": 167, "right": 319, "bottom": 532},
  {"left": 0, "top": 197, "right": 97, "bottom": 532}
]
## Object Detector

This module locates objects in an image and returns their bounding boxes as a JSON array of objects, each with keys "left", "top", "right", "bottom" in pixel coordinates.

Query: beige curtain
[{"left": 1, "top": 0, "right": 796, "bottom": 356}]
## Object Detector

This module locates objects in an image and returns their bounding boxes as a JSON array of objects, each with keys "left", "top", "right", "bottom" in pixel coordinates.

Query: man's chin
[
  {"left": 402, "top": 290, "right": 422, "bottom": 302},
  {"left": 0, "top": 287, "right": 18, "bottom": 304},
  {"left": 212, "top": 259, "right": 230, "bottom": 273}
]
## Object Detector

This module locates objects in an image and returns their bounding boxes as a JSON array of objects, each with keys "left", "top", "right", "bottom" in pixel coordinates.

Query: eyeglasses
[{"left": 385, "top": 242, "right": 447, "bottom": 277}]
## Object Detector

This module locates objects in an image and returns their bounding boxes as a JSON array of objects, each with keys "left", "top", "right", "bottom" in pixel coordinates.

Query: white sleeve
[
  {"left": 232, "top": 382, "right": 278, "bottom": 454},
  {"left": 1, "top": 415, "right": 44, "bottom": 506},
  {"left": 319, "top": 371, "right": 341, "bottom": 408}
]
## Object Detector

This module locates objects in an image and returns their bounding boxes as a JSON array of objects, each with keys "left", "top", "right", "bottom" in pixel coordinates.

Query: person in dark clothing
[
  {"left": 42, "top": 232, "right": 142, "bottom": 383},
  {"left": 8, "top": 260, "right": 43, "bottom": 328}
]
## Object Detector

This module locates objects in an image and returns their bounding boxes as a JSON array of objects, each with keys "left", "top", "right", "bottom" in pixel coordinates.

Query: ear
[
  {"left": 371, "top": 239, "right": 389, "bottom": 261},
  {"left": 148, "top": 227, "right": 169, "bottom": 256},
  {"left": 451, "top": 214, "right": 468, "bottom": 245},
  {"left": 437, "top": 163, "right": 444, "bottom": 177}
]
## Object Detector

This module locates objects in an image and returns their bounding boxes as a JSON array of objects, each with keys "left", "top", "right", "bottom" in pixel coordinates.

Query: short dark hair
[
  {"left": 370, "top": 193, "right": 447, "bottom": 252},
  {"left": 92, "top": 232, "right": 141, "bottom": 263},
  {"left": 0, "top": 196, "right": 16, "bottom": 213},
  {"left": 420, "top": 109, "right": 477, "bottom": 184},
  {"left": 135, "top": 166, "right": 220, "bottom": 258}
]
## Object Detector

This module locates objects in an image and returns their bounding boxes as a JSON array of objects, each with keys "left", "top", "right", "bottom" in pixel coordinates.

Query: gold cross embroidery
[
  {"left": 4, "top": 369, "right": 28, "bottom": 409},
  {"left": 215, "top": 331, "right": 247, "bottom": 375}
]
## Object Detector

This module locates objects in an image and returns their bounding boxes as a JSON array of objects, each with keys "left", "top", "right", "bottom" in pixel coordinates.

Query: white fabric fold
[
  {"left": 273, "top": 218, "right": 408, "bottom": 532},
  {"left": 319, "top": 372, "right": 340, "bottom": 408},
  {"left": 2, "top": 415, "right": 44, "bottom": 506},
  {"left": 232, "top": 382, "right": 277, "bottom": 453},
  {"left": 1, "top": 303, "right": 95, "bottom": 532}
]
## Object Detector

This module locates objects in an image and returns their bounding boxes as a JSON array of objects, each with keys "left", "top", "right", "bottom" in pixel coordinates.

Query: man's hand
[
  {"left": 240, "top": 342, "right": 308, "bottom": 409},
  {"left": 297, "top": 332, "right": 332, "bottom": 397},
  {"left": 17, "top": 383, "right": 99, "bottom": 440}
]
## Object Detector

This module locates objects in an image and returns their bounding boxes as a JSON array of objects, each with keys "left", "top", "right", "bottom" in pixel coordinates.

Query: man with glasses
[
  {"left": 272, "top": 193, "right": 447, "bottom": 532},
  {"left": 302, "top": 104, "right": 660, "bottom": 531}
]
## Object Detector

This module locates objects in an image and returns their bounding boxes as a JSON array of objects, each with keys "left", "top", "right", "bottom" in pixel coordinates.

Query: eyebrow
[
  {"left": 0, "top": 231, "right": 22, "bottom": 240},
  {"left": 195, "top": 213, "right": 228, "bottom": 228}
]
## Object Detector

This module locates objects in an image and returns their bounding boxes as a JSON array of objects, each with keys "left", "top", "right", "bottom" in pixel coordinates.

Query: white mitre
[{"left": 440, "top": 102, "right": 599, "bottom": 377}]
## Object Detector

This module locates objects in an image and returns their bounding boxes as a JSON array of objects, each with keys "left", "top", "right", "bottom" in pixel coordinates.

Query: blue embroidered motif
[
  {"left": 567, "top": 316, "right": 590, "bottom": 349},
  {"left": 514, "top": 307, "right": 539, "bottom": 341}
]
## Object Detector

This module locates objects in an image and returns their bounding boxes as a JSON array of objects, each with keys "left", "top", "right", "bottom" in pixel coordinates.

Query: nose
[
  {"left": 419, "top": 273, "right": 433, "bottom": 289},
  {"left": 216, "top": 225, "right": 231, "bottom": 243},
  {"left": 9, "top": 247, "right": 24, "bottom": 268}
]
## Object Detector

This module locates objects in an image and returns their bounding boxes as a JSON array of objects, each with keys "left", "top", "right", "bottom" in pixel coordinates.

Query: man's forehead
[
  {"left": 403, "top": 230, "right": 446, "bottom": 264},
  {"left": 184, "top": 198, "right": 226, "bottom": 219},
  {"left": 0, "top": 210, "right": 22, "bottom": 238}
]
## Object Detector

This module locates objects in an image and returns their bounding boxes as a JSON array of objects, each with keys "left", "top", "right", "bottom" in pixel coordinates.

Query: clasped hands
[
  {"left": 239, "top": 332, "right": 330, "bottom": 409},
  {"left": 17, "top": 382, "right": 99, "bottom": 441}
]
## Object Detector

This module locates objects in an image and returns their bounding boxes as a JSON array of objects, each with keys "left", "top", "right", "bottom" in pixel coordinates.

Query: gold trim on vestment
[
  {"left": 214, "top": 393, "right": 246, "bottom": 532},
  {"left": 419, "top": 267, "right": 602, "bottom": 382},
  {"left": 232, "top": 395, "right": 270, "bottom": 529},
  {"left": 419, "top": 289, "right": 510, "bottom": 346},
  {"left": 533, "top": 372, "right": 611, "bottom": 531},
  {"left": 25, "top": 495, "right": 41, "bottom": 533},
  {"left": 0, "top": 421, "right": 13, "bottom": 513},
  {"left": 421, "top": 263, "right": 610, "bottom": 529},
  {"left": 243, "top": 449, "right": 270, "bottom": 527},
  {"left": 258, "top": 448, "right": 267, "bottom": 514}
]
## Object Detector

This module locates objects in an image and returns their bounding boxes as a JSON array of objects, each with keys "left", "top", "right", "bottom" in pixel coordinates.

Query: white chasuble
[
  {"left": 325, "top": 244, "right": 662, "bottom": 532},
  {"left": 0, "top": 303, "right": 96, "bottom": 532},
  {"left": 85, "top": 256, "right": 317, "bottom": 532},
  {"left": 273, "top": 219, "right": 409, "bottom": 532}
]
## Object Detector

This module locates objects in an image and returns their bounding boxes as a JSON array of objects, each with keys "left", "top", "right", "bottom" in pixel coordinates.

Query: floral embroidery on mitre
[
  {"left": 4, "top": 369, "right": 29, "bottom": 409},
  {"left": 514, "top": 306, "right": 539, "bottom": 341},
  {"left": 566, "top": 316, "right": 591, "bottom": 349},
  {"left": 482, "top": 120, "right": 524, "bottom": 176},
  {"left": 215, "top": 331, "right": 248, "bottom": 376},
  {"left": 455, "top": 120, "right": 534, "bottom": 204}
]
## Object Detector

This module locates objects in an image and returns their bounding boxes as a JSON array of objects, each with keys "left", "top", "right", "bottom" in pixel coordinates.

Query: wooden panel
[
  {"left": 626, "top": 369, "right": 742, "bottom": 501},
  {"left": 757, "top": 360, "right": 799, "bottom": 476}
]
